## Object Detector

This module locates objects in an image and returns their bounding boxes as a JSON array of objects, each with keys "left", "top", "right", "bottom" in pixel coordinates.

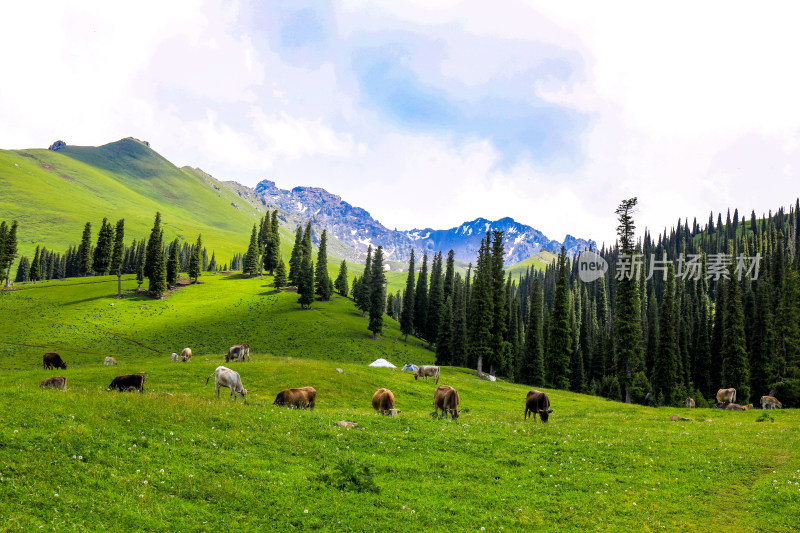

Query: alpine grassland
[{"left": 1, "top": 276, "right": 799, "bottom": 531}]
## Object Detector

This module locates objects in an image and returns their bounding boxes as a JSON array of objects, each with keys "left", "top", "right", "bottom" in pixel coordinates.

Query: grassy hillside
[
  {"left": 0, "top": 274, "right": 432, "bottom": 368},
  {"left": 1, "top": 274, "right": 799, "bottom": 531},
  {"left": 506, "top": 250, "right": 557, "bottom": 279},
  {"left": 0, "top": 138, "right": 267, "bottom": 259}
]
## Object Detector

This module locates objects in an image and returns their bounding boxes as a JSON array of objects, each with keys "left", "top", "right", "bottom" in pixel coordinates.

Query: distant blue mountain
[{"left": 253, "top": 179, "right": 595, "bottom": 264}]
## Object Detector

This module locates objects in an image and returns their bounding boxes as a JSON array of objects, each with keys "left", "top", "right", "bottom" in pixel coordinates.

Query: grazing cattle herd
[{"left": 34, "top": 350, "right": 789, "bottom": 424}]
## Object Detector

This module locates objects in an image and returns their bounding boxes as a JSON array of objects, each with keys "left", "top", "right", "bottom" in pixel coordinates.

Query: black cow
[
  {"left": 43, "top": 352, "right": 67, "bottom": 370},
  {"left": 107, "top": 373, "right": 145, "bottom": 393},
  {"left": 524, "top": 390, "right": 553, "bottom": 422}
]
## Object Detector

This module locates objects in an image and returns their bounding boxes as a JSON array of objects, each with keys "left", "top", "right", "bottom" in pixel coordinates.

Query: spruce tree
[
  {"left": 443, "top": 250, "right": 455, "bottom": 302},
  {"left": 368, "top": 246, "right": 386, "bottom": 339},
  {"left": 774, "top": 269, "right": 800, "bottom": 406},
  {"left": 297, "top": 255, "right": 315, "bottom": 309},
  {"left": 79, "top": 222, "right": 92, "bottom": 276},
  {"left": 0, "top": 222, "right": 7, "bottom": 282},
  {"left": 266, "top": 210, "right": 280, "bottom": 275},
  {"left": 2, "top": 221, "right": 18, "bottom": 287},
  {"left": 244, "top": 224, "right": 259, "bottom": 276},
  {"left": 436, "top": 295, "right": 454, "bottom": 365},
  {"left": 653, "top": 264, "right": 679, "bottom": 405},
  {"left": 400, "top": 250, "right": 416, "bottom": 341},
  {"left": 15, "top": 256, "right": 30, "bottom": 283},
  {"left": 288, "top": 225, "right": 304, "bottom": 285},
  {"left": 427, "top": 252, "right": 444, "bottom": 345},
  {"left": 468, "top": 237, "right": 493, "bottom": 374},
  {"left": 110, "top": 219, "right": 125, "bottom": 297},
  {"left": 188, "top": 234, "right": 202, "bottom": 283},
  {"left": 208, "top": 251, "right": 217, "bottom": 272},
  {"left": 750, "top": 275, "right": 776, "bottom": 400},
  {"left": 315, "top": 229, "right": 332, "bottom": 300},
  {"left": 414, "top": 253, "right": 429, "bottom": 338},
  {"left": 136, "top": 265, "right": 144, "bottom": 290},
  {"left": 386, "top": 293, "right": 395, "bottom": 318},
  {"left": 144, "top": 213, "right": 162, "bottom": 280},
  {"left": 488, "top": 231, "right": 507, "bottom": 376},
  {"left": 721, "top": 260, "right": 751, "bottom": 402},
  {"left": 29, "top": 246, "right": 41, "bottom": 283},
  {"left": 334, "top": 260, "right": 349, "bottom": 297},
  {"left": 520, "top": 277, "right": 545, "bottom": 385},
  {"left": 274, "top": 257, "right": 287, "bottom": 291},
  {"left": 356, "top": 246, "right": 373, "bottom": 317},
  {"left": 547, "top": 248, "right": 572, "bottom": 389},
  {"left": 451, "top": 274, "right": 468, "bottom": 367},
  {"left": 149, "top": 246, "right": 168, "bottom": 297},
  {"left": 167, "top": 238, "right": 180, "bottom": 287},
  {"left": 614, "top": 198, "right": 644, "bottom": 403},
  {"left": 92, "top": 218, "right": 113, "bottom": 275}
]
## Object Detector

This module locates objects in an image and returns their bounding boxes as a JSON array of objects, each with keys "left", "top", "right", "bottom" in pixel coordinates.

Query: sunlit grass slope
[
  {"left": 1, "top": 274, "right": 799, "bottom": 531},
  {"left": 0, "top": 138, "right": 267, "bottom": 259},
  {"left": 0, "top": 274, "right": 432, "bottom": 368}
]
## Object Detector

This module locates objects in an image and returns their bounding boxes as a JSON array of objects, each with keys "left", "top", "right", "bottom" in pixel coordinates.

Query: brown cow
[
  {"left": 43, "top": 352, "right": 67, "bottom": 370},
  {"left": 724, "top": 403, "right": 748, "bottom": 411},
  {"left": 372, "top": 388, "right": 401, "bottom": 416},
  {"left": 415, "top": 365, "right": 440, "bottom": 384},
  {"left": 525, "top": 390, "right": 553, "bottom": 422},
  {"left": 180, "top": 348, "right": 192, "bottom": 362},
  {"left": 40, "top": 376, "right": 67, "bottom": 391},
  {"left": 761, "top": 396, "right": 782, "bottom": 409},
  {"left": 716, "top": 388, "right": 736, "bottom": 405},
  {"left": 685, "top": 397, "right": 696, "bottom": 408},
  {"left": 108, "top": 374, "right": 145, "bottom": 393},
  {"left": 273, "top": 386, "right": 316, "bottom": 410},
  {"left": 432, "top": 385, "right": 460, "bottom": 420}
]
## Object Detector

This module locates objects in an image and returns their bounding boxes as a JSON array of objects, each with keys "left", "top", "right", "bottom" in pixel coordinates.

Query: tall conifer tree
[
  {"left": 400, "top": 250, "right": 416, "bottom": 341},
  {"left": 334, "top": 260, "right": 349, "bottom": 297},
  {"left": 110, "top": 219, "right": 125, "bottom": 297},
  {"left": 368, "top": 246, "right": 386, "bottom": 338},
  {"left": 79, "top": 222, "right": 93, "bottom": 276},
  {"left": 315, "top": 229, "right": 332, "bottom": 300}
]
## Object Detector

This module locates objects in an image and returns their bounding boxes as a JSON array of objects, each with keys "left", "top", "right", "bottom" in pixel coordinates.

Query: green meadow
[{"left": 1, "top": 275, "right": 799, "bottom": 531}]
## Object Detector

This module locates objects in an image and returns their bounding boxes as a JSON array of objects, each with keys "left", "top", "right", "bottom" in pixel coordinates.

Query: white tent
[
  {"left": 368, "top": 358, "right": 396, "bottom": 368},
  {"left": 401, "top": 363, "right": 419, "bottom": 372}
]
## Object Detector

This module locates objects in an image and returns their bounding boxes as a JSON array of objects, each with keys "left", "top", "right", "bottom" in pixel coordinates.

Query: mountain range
[{"left": 250, "top": 179, "right": 594, "bottom": 265}]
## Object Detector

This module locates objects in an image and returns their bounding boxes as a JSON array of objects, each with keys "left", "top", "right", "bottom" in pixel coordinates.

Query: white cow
[
  {"left": 171, "top": 353, "right": 179, "bottom": 362},
  {"left": 206, "top": 366, "right": 247, "bottom": 401}
]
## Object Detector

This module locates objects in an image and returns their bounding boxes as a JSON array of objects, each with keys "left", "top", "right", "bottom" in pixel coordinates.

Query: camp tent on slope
[
  {"left": 368, "top": 358, "right": 396, "bottom": 368},
  {"left": 401, "top": 363, "right": 419, "bottom": 372}
]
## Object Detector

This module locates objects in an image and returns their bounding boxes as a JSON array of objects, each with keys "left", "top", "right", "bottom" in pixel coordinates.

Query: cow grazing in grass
[
  {"left": 525, "top": 390, "right": 553, "bottom": 422},
  {"left": 761, "top": 396, "right": 783, "bottom": 409},
  {"left": 206, "top": 366, "right": 247, "bottom": 401},
  {"left": 104, "top": 357, "right": 117, "bottom": 366},
  {"left": 716, "top": 388, "right": 736, "bottom": 406},
  {"left": 40, "top": 376, "right": 67, "bottom": 391},
  {"left": 43, "top": 352, "right": 67, "bottom": 370},
  {"left": 171, "top": 353, "right": 179, "bottom": 362},
  {"left": 372, "top": 388, "right": 400, "bottom": 416},
  {"left": 226, "top": 344, "right": 250, "bottom": 362},
  {"left": 724, "top": 403, "right": 749, "bottom": 411},
  {"left": 685, "top": 397, "right": 696, "bottom": 408},
  {"left": 415, "top": 365, "right": 440, "bottom": 384},
  {"left": 273, "top": 386, "right": 316, "bottom": 410},
  {"left": 432, "top": 385, "right": 460, "bottom": 420},
  {"left": 108, "top": 373, "right": 145, "bottom": 393},
  {"left": 180, "top": 348, "right": 192, "bottom": 362}
]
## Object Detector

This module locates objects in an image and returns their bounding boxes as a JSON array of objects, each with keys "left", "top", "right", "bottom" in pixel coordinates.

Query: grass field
[{"left": 1, "top": 275, "right": 799, "bottom": 531}]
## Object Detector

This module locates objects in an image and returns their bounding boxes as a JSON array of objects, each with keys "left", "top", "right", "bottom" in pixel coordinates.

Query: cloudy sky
[{"left": 3, "top": 1, "right": 799, "bottom": 246}]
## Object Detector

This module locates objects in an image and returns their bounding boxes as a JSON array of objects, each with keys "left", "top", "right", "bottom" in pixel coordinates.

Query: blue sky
[{"left": 2, "top": 1, "right": 800, "bottom": 246}]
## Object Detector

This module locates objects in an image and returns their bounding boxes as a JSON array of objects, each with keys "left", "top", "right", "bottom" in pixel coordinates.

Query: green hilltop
[{"left": 0, "top": 138, "right": 270, "bottom": 260}]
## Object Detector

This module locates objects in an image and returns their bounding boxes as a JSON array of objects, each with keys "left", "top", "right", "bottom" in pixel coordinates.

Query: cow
[
  {"left": 415, "top": 365, "right": 440, "bottom": 384},
  {"left": 372, "top": 388, "right": 401, "bottom": 416},
  {"left": 206, "top": 366, "right": 247, "bottom": 401},
  {"left": 761, "top": 396, "right": 783, "bottom": 409},
  {"left": 432, "top": 385, "right": 460, "bottom": 420},
  {"left": 180, "top": 348, "right": 192, "bottom": 362},
  {"left": 226, "top": 344, "right": 250, "bottom": 363},
  {"left": 107, "top": 373, "right": 145, "bottom": 393},
  {"left": 525, "top": 389, "right": 553, "bottom": 422},
  {"left": 40, "top": 376, "right": 67, "bottom": 391},
  {"left": 685, "top": 397, "right": 696, "bottom": 408},
  {"left": 171, "top": 353, "right": 179, "bottom": 362},
  {"left": 273, "top": 386, "right": 316, "bottom": 410},
  {"left": 724, "top": 403, "right": 748, "bottom": 411},
  {"left": 104, "top": 357, "right": 117, "bottom": 366},
  {"left": 43, "top": 352, "right": 67, "bottom": 370},
  {"left": 716, "top": 388, "right": 736, "bottom": 405}
]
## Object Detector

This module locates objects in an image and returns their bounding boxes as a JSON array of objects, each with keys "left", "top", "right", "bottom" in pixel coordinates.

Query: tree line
[{"left": 351, "top": 197, "right": 800, "bottom": 408}]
